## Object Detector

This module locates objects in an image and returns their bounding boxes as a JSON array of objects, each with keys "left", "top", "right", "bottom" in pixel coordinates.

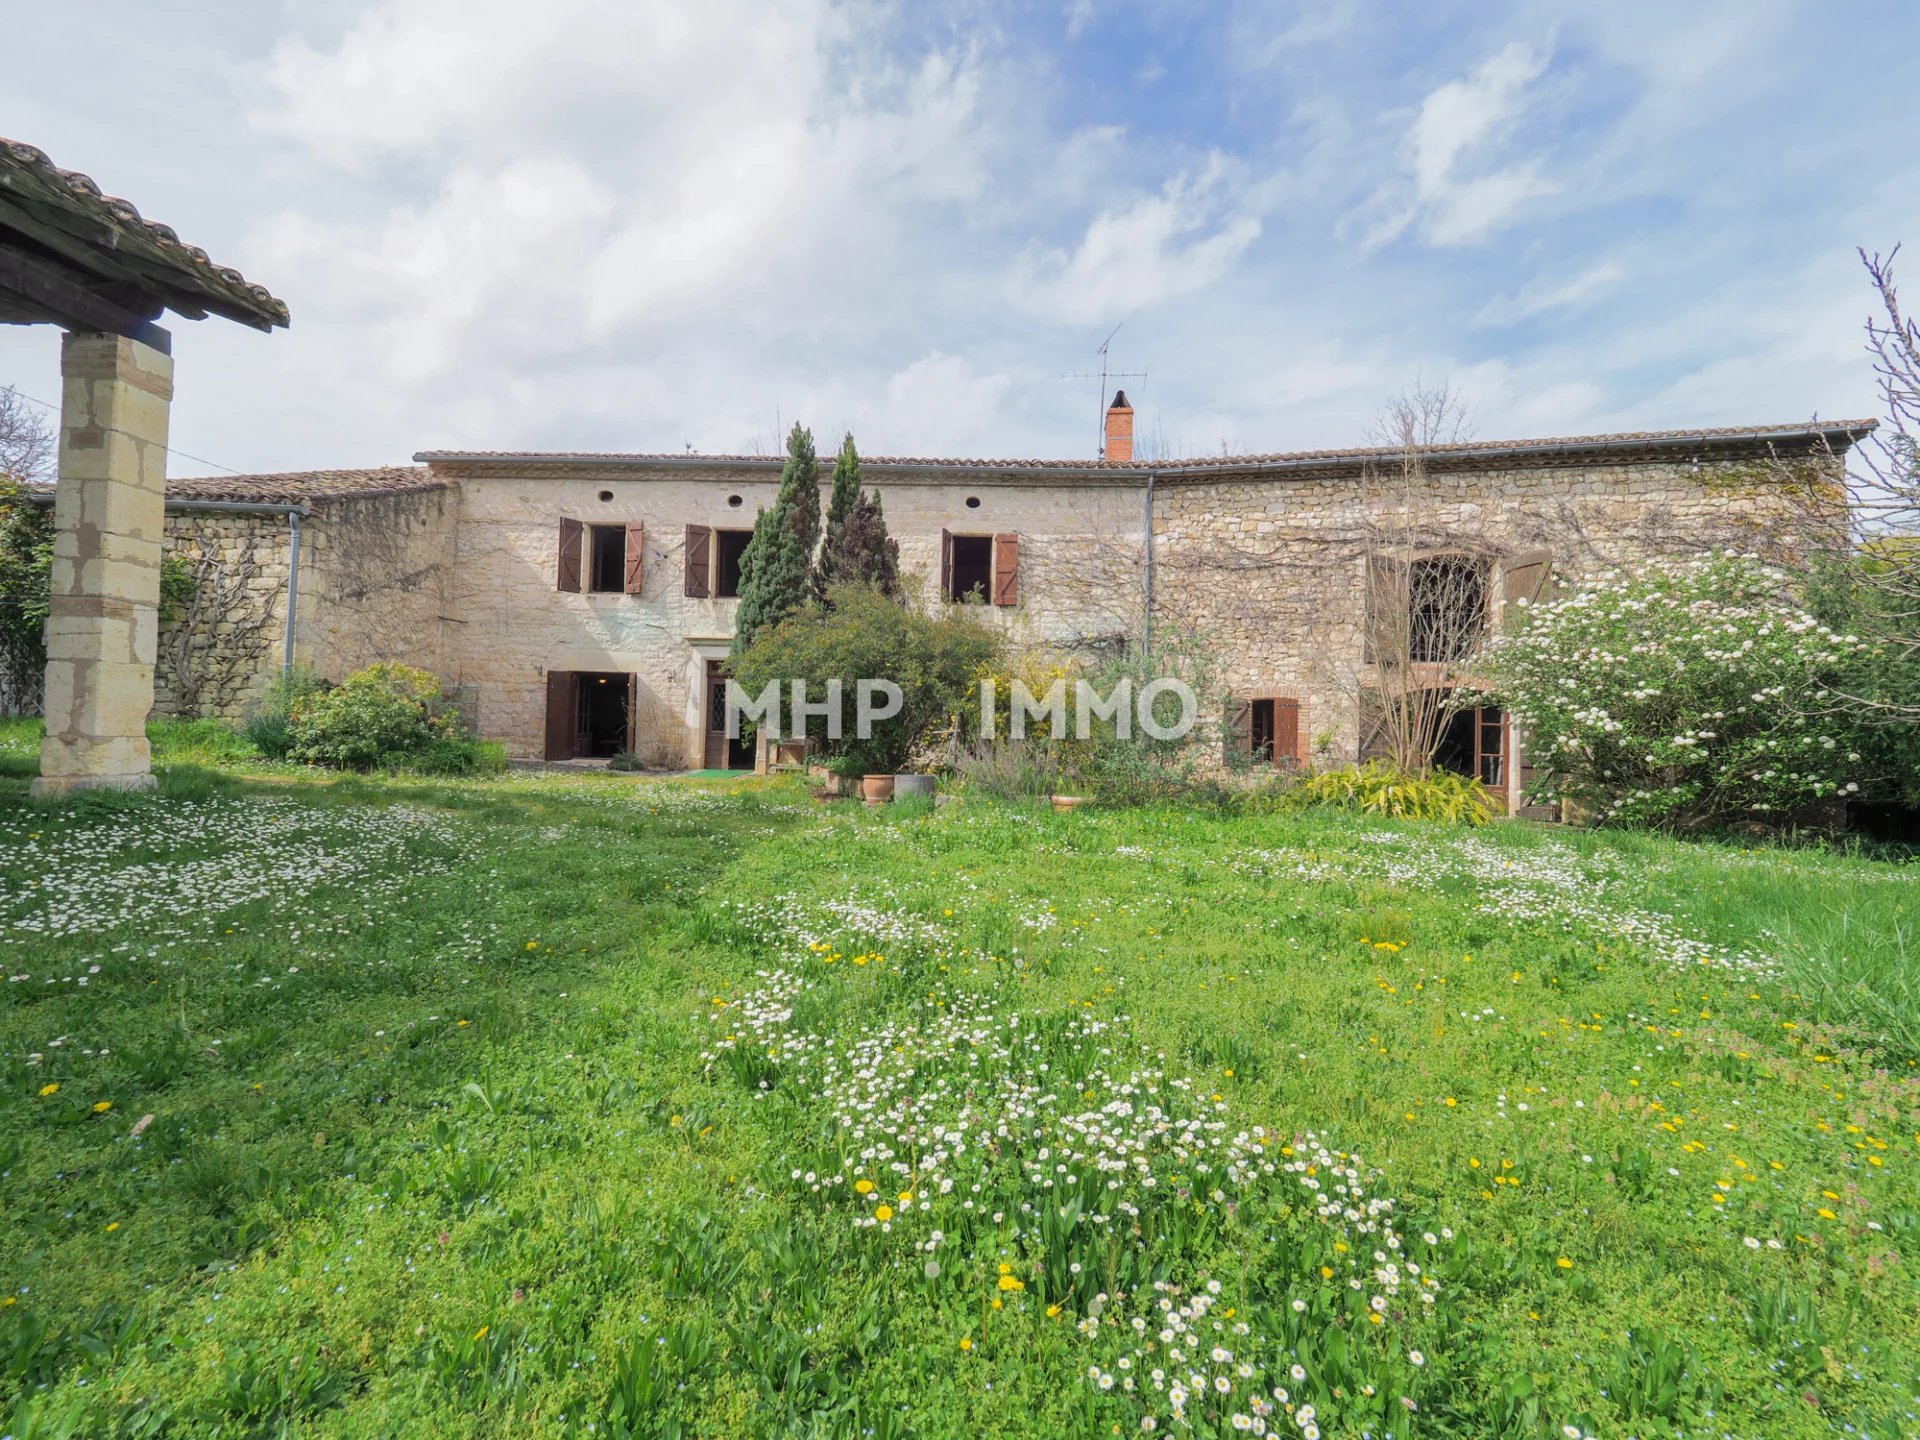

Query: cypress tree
[
  {"left": 813, "top": 433, "right": 900, "bottom": 600},
  {"left": 732, "top": 423, "right": 822, "bottom": 657}
]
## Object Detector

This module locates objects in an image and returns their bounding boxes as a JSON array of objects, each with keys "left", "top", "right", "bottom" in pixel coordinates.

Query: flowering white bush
[{"left": 1475, "top": 554, "right": 1874, "bottom": 829}]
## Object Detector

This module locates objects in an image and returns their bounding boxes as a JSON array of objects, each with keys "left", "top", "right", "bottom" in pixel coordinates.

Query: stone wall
[
  {"left": 1149, "top": 454, "right": 1829, "bottom": 779},
  {"left": 137, "top": 446, "right": 1837, "bottom": 782},
  {"left": 297, "top": 487, "right": 457, "bottom": 682},
  {"left": 443, "top": 466, "right": 1143, "bottom": 763},
  {"left": 154, "top": 513, "right": 291, "bottom": 720},
  {"left": 152, "top": 485, "right": 455, "bottom": 720}
]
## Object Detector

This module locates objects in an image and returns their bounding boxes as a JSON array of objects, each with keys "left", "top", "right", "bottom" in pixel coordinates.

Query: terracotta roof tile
[
  {"left": 418, "top": 419, "right": 1877, "bottom": 476},
  {"left": 164, "top": 467, "right": 445, "bottom": 504},
  {"left": 0, "top": 137, "right": 289, "bottom": 330}
]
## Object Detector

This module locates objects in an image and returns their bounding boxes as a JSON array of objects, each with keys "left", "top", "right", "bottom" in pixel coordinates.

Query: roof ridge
[{"left": 414, "top": 418, "right": 1879, "bottom": 472}]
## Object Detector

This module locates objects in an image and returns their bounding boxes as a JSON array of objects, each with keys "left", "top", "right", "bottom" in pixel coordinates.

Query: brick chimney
[{"left": 1104, "top": 389, "right": 1134, "bottom": 463}]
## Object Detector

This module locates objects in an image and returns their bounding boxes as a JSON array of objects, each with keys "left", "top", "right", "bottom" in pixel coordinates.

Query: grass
[{"left": 0, "top": 715, "right": 1916, "bottom": 1438}]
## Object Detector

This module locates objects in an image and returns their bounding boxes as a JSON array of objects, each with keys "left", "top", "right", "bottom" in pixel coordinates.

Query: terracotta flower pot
[
  {"left": 1051, "top": 794, "right": 1092, "bottom": 812},
  {"left": 863, "top": 774, "right": 896, "bottom": 802}
]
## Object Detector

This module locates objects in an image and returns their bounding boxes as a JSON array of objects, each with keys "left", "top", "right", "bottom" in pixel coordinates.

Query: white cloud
[
  {"left": 1473, "top": 260, "right": 1625, "bottom": 327},
  {"left": 877, "top": 353, "right": 1015, "bottom": 453},
  {"left": 1010, "top": 158, "right": 1262, "bottom": 325},
  {"left": 1359, "top": 39, "right": 1559, "bottom": 250}
]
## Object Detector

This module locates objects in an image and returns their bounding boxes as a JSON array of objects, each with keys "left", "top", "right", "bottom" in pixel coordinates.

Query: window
[
  {"left": 1247, "top": 697, "right": 1301, "bottom": 767},
  {"left": 588, "top": 525, "right": 627, "bottom": 593},
  {"left": 947, "top": 535, "right": 993, "bottom": 602},
  {"left": 715, "top": 529, "right": 753, "bottom": 598},
  {"left": 1407, "top": 556, "right": 1486, "bottom": 664}
]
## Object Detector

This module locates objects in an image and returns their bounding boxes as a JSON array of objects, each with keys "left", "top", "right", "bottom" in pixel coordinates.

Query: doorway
[
  {"left": 578, "top": 673, "right": 631, "bottom": 758},
  {"left": 544, "top": 670, "right": 633, "bottom": 761},
  {"left": 1434, "top": 703, "right": 1504, "bottom": 787},
  {"left": 703, "top": 658, "right": 755, "bottom": 770}
]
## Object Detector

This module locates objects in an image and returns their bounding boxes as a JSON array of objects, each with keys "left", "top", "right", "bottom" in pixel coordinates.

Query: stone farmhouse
[{"left": 116, "top": 395, "right": 1870, "bottom": 811}]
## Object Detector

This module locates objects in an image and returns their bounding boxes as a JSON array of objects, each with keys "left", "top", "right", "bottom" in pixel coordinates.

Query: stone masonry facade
[{"left": 122, "top": 415, "right": 1863, "bottom": 808}]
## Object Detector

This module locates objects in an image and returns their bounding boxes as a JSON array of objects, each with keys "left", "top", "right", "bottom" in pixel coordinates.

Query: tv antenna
[{"left": 1064, "top": 323, "right": 1148, "bottom": 457}]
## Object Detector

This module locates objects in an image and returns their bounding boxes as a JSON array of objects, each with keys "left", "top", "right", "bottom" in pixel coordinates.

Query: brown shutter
[
  {"left": 557, "top": 518, "right": 583, "bottom": 593},
  {"left": 544, "top": 670, "right": 575, "bottom": 761},
  {"left": 1224, "top": 698, "right": 1252, "bottom": 764},
  {"left": 1363, "top": 555, "right": 1407, "bottom": 665},
  {"left": 1358, "top": 690, "right": 1390, "bottom": 762},
  {"left": 684, "top": 524, "right": 712, "bottom": 598},
  {"left": 625, "top": 522, "right": 645, "bottom": 595},
  {"left": 939, "top": 528, "right": 952, "bottom": 601},
  {"left": 993, "top": 533, "right": 1020, "bottom": 606},
  {"left": 1502, "top": 548, "right": 1553, "bottom": 618},
  {"left": 1273, "top": 698, "right": 1301, "bottom": 768}
]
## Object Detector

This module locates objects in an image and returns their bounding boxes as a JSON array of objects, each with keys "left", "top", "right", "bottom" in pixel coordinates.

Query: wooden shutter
[
  {"left": 992, "top": 533, "right": 1020, "bottom": 606},
  {"left": 1223, "top": 698, "right": 1252, "bottom": 764},
  {"left": 1502, "top": 548, "right": 1553, "bottom": 617},
  {"left": 1363, "top": 555, "right": 1407, "bottom": 665},
  {"left": 1273, "top": 697, "right": 1301, "bottom": 767},
  {"left": 1357, "top": 689, "right": 1391, "bottom": 762},
  {"left": 544, "top": 670, "right": 575, "bottom": 761},
  {"left": 939, "top": 528, "right": 952, "bottom": 601},
  {"left": 684, "top": 524, "right": 712, "bottom": 598},
  {"left": 557, "top": 518, "right": 583, "bottom": 593},
  {"left": 625, "top": 522, "right": 645, "bottom": 595}
]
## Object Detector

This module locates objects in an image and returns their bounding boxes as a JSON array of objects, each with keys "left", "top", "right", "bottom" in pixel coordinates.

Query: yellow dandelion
[
  {"left": 874, "top": 1205, "right": 894, "bottom": 1222},
  {"left": 473, "top": 1325, "right": 490, "bottom": 1341},
  {"left": 38, "top": 1083, "right": 58, "bottom": 1097},
  {"left": 1556, "top": 1257, "right": 1573, "bottom": 1270},
  {"left": 959, "top": 1336, "right": 973, "bottom": 1351},
  {"left": 91, "top": 1101, "right": 112, "bottom": 1114},
  {"left": 855, "top": 1179, "right": 874, "bottom": 1195},
  {"left": 1046, "top": 1304, "right": 1062, "bottom": 1319},
  {"left": 106, "top": 1222, "right": 120, "bottom": 1232}
]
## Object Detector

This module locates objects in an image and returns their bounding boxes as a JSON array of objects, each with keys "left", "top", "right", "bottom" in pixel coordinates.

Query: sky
[{"left": 0, "top": 0, "right": 1912, "bottom": 475}]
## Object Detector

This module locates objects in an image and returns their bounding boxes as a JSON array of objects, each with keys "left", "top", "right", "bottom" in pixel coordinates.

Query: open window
[
  {"left": 683, "top": 525, "right": 754, "bottom": 598},
  {"left": 561, "top": 520, "right": 644, "bottom": 595},
  {"left": 714, "top": 529, "right": 753, "bottom": 598},
  {"left": 588, "top": 525, "right": 625, "bottom": 593},
  {"left": 940, "top": 530, "right": 1019, "bottom": 605},
  {"left": 1226, "top": 695, "right": 1305, "bottom": 768}
]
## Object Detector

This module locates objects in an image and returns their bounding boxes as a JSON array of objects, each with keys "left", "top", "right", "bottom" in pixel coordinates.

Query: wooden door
[{"left": 703, "top": 659, "right": 727, "bottom": 770}]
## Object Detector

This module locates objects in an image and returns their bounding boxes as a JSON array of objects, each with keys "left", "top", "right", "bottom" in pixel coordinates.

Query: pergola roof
[{"left": 0, "top": 137, "right": 288, "bottom": 343}]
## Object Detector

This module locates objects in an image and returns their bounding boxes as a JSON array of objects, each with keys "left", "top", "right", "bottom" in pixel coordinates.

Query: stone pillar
[{"left": 31, "top": 331, "right": 173, "bottom": 797}]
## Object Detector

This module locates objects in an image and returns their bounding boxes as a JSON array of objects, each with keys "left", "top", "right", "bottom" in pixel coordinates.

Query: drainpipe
[
  {"left": 1142, "top": 470, "right": 1157, "bottom": 655},
  {"left": 282, "top": 508, "right": 303, "bottom": 675}
]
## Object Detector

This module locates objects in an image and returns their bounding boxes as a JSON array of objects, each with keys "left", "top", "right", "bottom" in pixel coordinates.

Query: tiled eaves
[
  {"left": 162, "top": 467, "right": 447, "bottom": 505},
  {"left": 416, "top": 419, "right": 1878, "bottom": 485},
  {"left": 0, "top": 137, "right": 289, "bottom": 331}
]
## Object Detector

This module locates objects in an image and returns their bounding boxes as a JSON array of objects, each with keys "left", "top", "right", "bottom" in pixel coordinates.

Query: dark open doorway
[
  {"left": 703, "top": 658, "right": 755, "bottom": 770},
  {"left": 1433, "top": 702, "right": 1504, "bottom": 787},
  {"left": 578, "top": 672, "right": 631, "bottom": 757}
]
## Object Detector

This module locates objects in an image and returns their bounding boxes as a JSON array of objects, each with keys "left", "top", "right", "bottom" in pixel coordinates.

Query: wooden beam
[
  {"left": 0, "top": 194, "right": 211, "bottom": 322},
  {"left": 0, "top": 242, "right": 171, "bottom": 350}
]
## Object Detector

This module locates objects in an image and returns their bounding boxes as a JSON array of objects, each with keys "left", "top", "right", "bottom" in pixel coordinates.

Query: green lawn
[{"left": 1, "top": 717, "right": 1916, "bottom": 1438}]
